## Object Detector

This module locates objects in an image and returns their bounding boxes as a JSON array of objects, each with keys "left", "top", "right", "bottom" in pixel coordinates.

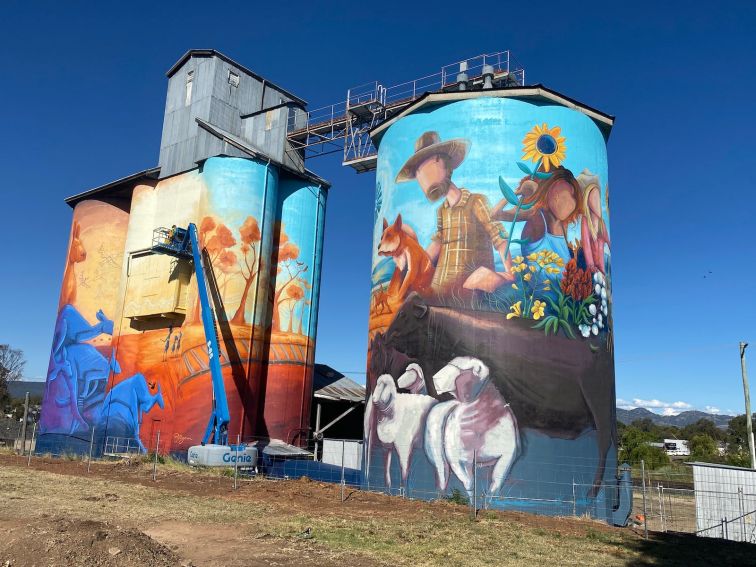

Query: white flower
[
  {"left": 600, "top": 287, "right": 607, "bottom": 300},
  {"left": 602, "top": 305, "right": 608, "bottom": 317},
  {"left": 598, "top": 321, "right": 604, "bottom": 329},
  {"left": 595, "top": 283, "right": 601, "bottom": 295},
  {"left": 589, "top": 304, "right": 597, "bottom": 316},
  {"left": 601, "top": 298, "right": 607, "bottom": 308},
  {"left": 593, "top": 273, "right": 600, "bottom": 283},
  {"left": 591, "top": 324, "right": 599, "bottom": 335},
  {"left": 580, "top": 324, "right": 591, "bottom": 338},
  {"left": 598, "top": 314, "right": 603, "bottom": 324}
]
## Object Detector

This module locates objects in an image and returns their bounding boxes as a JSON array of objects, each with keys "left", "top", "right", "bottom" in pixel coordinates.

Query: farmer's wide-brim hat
[{"left": 395, "top": 131, "right": 470, "bottom": 183}]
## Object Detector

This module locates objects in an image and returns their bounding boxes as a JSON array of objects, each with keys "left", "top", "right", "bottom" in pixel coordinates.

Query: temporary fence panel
[
  {"left": 692, "top": 462, "right": 756, "bottom": 543},
  {"left": 322, "top": 438, "right": 362, "bottom": 470}
]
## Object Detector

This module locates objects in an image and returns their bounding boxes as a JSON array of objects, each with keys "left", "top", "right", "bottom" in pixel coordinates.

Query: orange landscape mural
[{"left": 38, "top": 157, "right": 326, "bottom": 455}]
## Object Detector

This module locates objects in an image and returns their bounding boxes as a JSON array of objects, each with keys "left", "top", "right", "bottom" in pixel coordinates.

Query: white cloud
[
  {"left": 619, "top": 398, "right": 693, "bottom": 416},
  {"left": 618, "top": 398, "right": 728, "bottom": 416}
]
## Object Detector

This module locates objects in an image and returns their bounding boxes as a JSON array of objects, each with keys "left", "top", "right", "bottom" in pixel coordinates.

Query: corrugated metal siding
[
  {"left": 692, "top": 463, "right": 756, "bottom": 542},
  {"left": 313, "top": 365, "right": 365, "bottom": 403},
  {"left": 158, "top": 53, "right": 305, "bottom": 178}
]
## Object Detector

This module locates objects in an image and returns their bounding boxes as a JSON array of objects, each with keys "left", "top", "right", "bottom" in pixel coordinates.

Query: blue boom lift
[{"left": 152, "top": 225, "right": 257, "bottom": 467}]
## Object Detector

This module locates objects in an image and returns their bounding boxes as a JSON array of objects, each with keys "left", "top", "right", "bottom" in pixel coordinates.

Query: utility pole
[{"left": 740, "top": 342, "right": 755, "bottom": 469}]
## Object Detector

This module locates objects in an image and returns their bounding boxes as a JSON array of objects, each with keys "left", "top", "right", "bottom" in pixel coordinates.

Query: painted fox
[{"left": 378, "top": 214, "right": 433, "bottom": 301}]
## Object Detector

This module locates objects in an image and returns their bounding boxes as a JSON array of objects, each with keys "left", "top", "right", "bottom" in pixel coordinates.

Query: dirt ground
[{"left": 1, "top": 454, "right": 754, "bottom": 566}]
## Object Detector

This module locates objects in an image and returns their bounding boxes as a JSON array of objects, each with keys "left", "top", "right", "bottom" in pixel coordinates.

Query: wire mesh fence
[{"left": 5, "top": 423, "right": 756, "bottom": 545}]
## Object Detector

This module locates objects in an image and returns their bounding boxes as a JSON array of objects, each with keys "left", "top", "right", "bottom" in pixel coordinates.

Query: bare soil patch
[{"left": 1, "top": 454, "right": 754, "bottom": 566}]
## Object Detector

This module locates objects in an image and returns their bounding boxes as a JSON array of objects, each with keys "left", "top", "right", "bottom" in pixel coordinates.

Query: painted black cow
[{"left": 369, "top": 293, "right": 618, "bottom": 498}]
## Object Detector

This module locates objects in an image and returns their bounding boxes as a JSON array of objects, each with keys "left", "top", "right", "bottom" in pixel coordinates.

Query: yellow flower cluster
[
  {"left": 507, "top": 301, "right": 522, "bottom": 319},
  {"left": 531, "top": 300, "right": 546, "bottom": 320},
  {"left": 528, "top": 250, "right": 565, "bottom": 269}
]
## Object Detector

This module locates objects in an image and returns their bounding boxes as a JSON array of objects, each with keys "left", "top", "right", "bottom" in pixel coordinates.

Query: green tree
[
  {"left": 619, "top": 426, "right": 670, "bottom": 469},
  {"left": 725, "top": 414, "right": 755, "bottom": 467},
  {"left": 682, "top": 419, "right": 724, "bottom": 442},
  {"left": 688, "top": 434, "right": 718, "bottom": 462}
]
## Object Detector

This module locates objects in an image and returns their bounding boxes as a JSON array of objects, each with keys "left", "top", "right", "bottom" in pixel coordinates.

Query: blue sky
[{"left": 1, "top": 1, "right": 754, "bottom": 417}]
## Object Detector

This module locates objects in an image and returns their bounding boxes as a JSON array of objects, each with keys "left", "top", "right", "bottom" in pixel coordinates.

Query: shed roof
[
  {"left": 65, "top": 167, "right": 160, "bottom": 208},
  {"left": 313, "top": 364, "right": 366, "bottom": 403},
  {"left": 687, "top": 461, "right": 756, "bottom": 472}
]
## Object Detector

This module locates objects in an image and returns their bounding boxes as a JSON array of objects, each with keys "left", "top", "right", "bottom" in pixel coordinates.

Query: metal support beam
[{"left": 314, "top": 403, "right": 360, "bottom": 437}]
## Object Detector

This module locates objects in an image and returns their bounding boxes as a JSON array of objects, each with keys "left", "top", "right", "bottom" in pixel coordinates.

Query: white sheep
[
  {"left": 424, "top": 356, "right": 520, "bottom": 498},
  {"left": 397, "top": 363, "right": 427, "bottom": 394},
  {"left": 364, "top": 372, "right": 437, "bottom": 489}
]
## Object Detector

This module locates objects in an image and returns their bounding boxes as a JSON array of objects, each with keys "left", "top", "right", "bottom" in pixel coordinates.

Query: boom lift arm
[{"left": 152, "top": 224, "right": 230, "bottom": 446}]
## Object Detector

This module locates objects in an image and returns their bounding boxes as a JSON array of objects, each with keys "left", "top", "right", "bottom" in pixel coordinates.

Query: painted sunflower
[{"left": 522, "top": 124, "right": 566, "bottom": 172}]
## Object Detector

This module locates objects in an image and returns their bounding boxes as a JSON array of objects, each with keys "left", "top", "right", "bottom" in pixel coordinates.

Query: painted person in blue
[{"left": 492, "top": 166, "right": 580, "bottom": 267}]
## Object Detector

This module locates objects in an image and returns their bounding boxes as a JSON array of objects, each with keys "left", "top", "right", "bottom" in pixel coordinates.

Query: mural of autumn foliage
[
  {"left": 233, "top": 215, "right": 262, "bottom": 324},
  {"left": 38, "top": 156, "right": 327, "bottom": 456},
  {"left": 270, "top": 222, "right": 311, "bottom": 335}
]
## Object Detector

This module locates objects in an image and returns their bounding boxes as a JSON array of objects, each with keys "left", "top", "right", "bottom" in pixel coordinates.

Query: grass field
[{"left": 0, "top": 454, "right": 754, "bottom": 566}]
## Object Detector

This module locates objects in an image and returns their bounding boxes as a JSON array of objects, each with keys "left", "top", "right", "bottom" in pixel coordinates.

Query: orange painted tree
[
  {"left": 190, "top": 217, "right": 237, "bottom": 323},
  {"left": 283, "top": 283, "right": 305, "bottom": 333},
  {"left": 270, "top": 224, "right": 309, "bottom": 332},
  {"left": 231, "top": 215, "right": 262, "bottom": 324}
]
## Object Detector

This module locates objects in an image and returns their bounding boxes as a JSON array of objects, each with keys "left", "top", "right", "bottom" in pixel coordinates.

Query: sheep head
[
  {"left": 373, "top": 374, "right": 397, "bottom": 412},
  {"left": 397, "top": 363, "right": 425, "bottom": 394},
  {"left": 432, "top": 356, "right": 489, "bottom": 402}
]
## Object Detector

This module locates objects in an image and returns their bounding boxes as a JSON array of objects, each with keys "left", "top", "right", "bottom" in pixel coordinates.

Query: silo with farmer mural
[{"left": 364, "top": 92, "right": 628, "bottom": 524}]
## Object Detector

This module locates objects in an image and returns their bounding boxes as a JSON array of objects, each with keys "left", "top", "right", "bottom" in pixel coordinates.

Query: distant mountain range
[
  {"left": 616, "top": 407, "right": 734, "bottom": 428},
  {"left": 7, "top": 381, "right": 45, "bottom": 400},
  {"left": 4, "top": 380, "right": 738, "bottom": 429}
]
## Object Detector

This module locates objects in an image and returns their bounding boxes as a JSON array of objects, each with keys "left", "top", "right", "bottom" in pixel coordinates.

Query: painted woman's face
[{"left": 547, "top": 180, "right": 577, "bottom": 221}]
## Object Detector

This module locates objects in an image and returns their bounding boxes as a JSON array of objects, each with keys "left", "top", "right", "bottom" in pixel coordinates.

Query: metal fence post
[
  {"left": 572, "top": 477, "right": 577, "bottom": 517},
  {"left": 152, "top": 430, "right": 160, "bottom": 481},
  {"left": 26, "top": 422, "right": 36, "bottom": 467},
  {"left": 234, "top": 434, "right": 240, "bottom": 490},
  {"left": 738, "top": 488, "right": 745, "bottom": 542},
  {"left": 340, "top": 439, "right": 346, "bottom": 503},
  {"left": 640, "top": 460, "right": 648, "bottom": 539},
  {"left": 472, "top": 450, "right": 478, "bottom": 521},
  {"left": 87, "top": 426, "right": 95, "bottom": 473}
]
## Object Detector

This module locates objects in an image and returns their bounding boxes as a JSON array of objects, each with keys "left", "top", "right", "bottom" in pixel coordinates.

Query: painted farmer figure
[{"left": 396, "top": 131, "right": 512, "bottom": 293}]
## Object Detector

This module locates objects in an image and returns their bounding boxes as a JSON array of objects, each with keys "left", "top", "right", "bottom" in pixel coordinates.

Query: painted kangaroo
[
  {"left": 60, "top": 221, "right": 86, "bottom": 307},
  {"left": 98, "top": 373, "right": 164, "bottom": 453},
  {"left": 41, "top": 306, "right": 118, "bottom": 434},
  {"left": 371, "top": 293, "right": 616, "bottom": 499}
]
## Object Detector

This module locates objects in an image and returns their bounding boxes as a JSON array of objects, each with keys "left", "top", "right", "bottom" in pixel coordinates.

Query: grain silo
[
  {"left": 38, "top": 50, "right": 328, "bottom": 456},
  {"left": 363, "top": 82, "right": 629, "bottom": 524}
]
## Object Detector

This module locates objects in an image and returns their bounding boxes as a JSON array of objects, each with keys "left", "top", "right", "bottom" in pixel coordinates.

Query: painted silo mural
[
  {"left": 38, "top": 156, "right": 327, "bottom": 455},
  {"left": 365, "top": 96, "right": 627, "bottom": 523}
]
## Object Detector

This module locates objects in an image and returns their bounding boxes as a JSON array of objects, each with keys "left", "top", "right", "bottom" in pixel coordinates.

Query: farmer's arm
[{"left": 473, "top": 196, "right": 513, "bottom": 278}]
